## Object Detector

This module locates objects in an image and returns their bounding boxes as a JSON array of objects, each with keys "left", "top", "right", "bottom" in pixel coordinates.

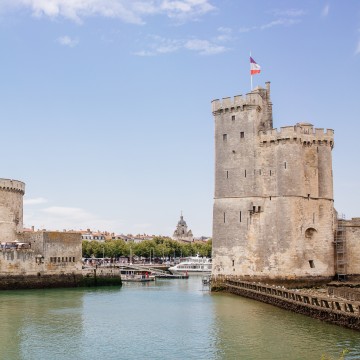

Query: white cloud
[
  {"left": 57, "top": 35, "right": 79, "bottom": 47},
  {"left": 184, "top": 39, "right": 226, "bottom": 55},
  {"left": 272, "top": 9, "right": 305, "bottom": 17},
  {"left": 238, "top": 9, "right": 304, "bottom": 34},
  {"left": 134, "top": 34, "right": 227, "bottom": 56},
  {"left": 1, "top": 0, "right": 215, "bottom": 24},
  {"left": 355, "top": 40, "right": 360, "bottom": 55},
  {"left": 133, "top": 50, "right": 156, "bottom": 57},
  {"left": 215, "top": 27, "right": 232, "bottom": 42},
  {"left": 42, "top": 206, "right": 92, "bottom": 219},
  {"left": 24, "top": 205, "right": 120, "bottom": 232},
  {"left": 238, "top": 26, "right": 255, "bottom": 33},
  {"left": 322, "top": 4, "right": 330, "bottom": 17},
  {"left": 23, "top": 197, "right": 48, "bottom": 205},
  {"left": 261, "top": 18, "right": 300, "bottom": 30}
]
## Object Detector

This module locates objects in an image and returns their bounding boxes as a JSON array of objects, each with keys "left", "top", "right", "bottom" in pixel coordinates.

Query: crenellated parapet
[
  {"left": 211, "top": 85, "right": 270, "bottom": 115},
  {"left": 259, "top": 123, "right": 334, "bottom": 148},
  {"left": 0, "top": 178, "right": 25, "bottom": 195}
]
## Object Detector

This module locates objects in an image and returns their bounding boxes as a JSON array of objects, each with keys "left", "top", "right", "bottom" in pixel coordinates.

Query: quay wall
[
  {"left": 213, "top": 278, "right": 360, "bottom": 331},
  {"left": 0, "top": 268, "right": 121, "bottom": 290}
]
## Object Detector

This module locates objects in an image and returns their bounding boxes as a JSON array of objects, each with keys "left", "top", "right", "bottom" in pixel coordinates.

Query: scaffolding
[{"left": 334, "top": 214, "right": 347, "bottom": 281}]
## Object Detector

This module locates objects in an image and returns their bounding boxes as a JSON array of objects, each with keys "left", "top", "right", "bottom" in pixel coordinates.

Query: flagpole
[{"left": 250, "top": 51, "right": 252, "bottom": 91}]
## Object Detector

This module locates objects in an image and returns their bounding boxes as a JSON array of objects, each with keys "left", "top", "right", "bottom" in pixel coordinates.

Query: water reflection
[
  {"left": 211, "top": 291, "right": 360, "bottom": 360},
  {"left": 0, "top": 288, "right": 86, "bottom": 359},
  {"left": 0, "top": 279, "right": 359, "bottom": 360}
]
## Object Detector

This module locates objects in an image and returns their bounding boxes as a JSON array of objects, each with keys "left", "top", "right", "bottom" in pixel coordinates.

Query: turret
[{"left": 0, "top": 178, "right": 25, "bottom": 241}]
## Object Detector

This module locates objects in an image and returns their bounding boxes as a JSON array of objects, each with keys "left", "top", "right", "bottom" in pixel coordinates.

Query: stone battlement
[
  {"left": 259, "top": 123, "right": 334, "bottom": 146},
  {"left": 0, "top": 178, "right": 25, "bottom": 195},
  {"left": 211, "top": 85, "right": 270, "bottom": 114}
]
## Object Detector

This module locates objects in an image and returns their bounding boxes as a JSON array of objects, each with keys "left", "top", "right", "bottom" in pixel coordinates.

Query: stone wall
[
  {"left": 344, "top": 218, "right": 360, "bottom": 276},
  {"left": 212, "top": 83, "right": 335, "bottom": 285},
  {"left": 0, "top": 270, "right": 122, "bottom": 290},
  {"left": 9, "top": 231, "right": 83, "bottom": 275},
  {"left": 0, "top": 178, "right": 25, "bottom": 242},
  {"left": 0, "top": 249, "right": 37, "bottom": 275}
]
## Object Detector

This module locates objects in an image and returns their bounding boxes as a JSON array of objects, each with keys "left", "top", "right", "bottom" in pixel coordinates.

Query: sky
[{"left": 0, "top": 0, "right": 359, "bottom": 237}]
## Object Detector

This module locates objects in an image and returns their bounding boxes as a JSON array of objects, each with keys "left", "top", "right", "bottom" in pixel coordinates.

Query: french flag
[{"left": 250, "top": 57, "right": 261, "bottom": 75}]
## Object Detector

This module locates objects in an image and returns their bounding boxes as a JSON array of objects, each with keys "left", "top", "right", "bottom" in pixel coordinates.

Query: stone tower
[
  {"left": 211, "top": 83, "right": 335, "bottom": 286},
  {"left": 0, "top": 178, "right": 25, "bottom": 242}
]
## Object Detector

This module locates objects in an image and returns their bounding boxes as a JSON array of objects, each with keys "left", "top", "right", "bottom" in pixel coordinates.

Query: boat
[
  {"left": 168, "top": 255, "right": 212, "bottom": 275},
  {"left": 120, "top": 269, "right": 155, "bottom": 282}
]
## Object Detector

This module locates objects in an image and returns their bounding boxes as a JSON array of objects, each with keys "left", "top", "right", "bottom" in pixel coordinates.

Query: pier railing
[{"left": 223, "top": 279, "right": 360, "bottom": 330}]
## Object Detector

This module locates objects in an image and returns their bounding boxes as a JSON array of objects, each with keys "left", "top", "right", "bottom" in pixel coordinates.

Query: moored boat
[
  {"left": 120, "top": 269, "right": 155, "bottom": 282},
  {"left": 168, "top": 255, "right": 212, "bottom": 275}
]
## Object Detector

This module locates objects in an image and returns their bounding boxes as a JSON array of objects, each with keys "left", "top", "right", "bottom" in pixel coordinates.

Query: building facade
[
  {"left": 337, "top": 217, "right": 360, "bottom": 279},
  {"left": 0, "top": 177, "right": 82, "bottom": 280},
  {"left": 2, "top": 231, "right": 82, "bottom": 276},
  {"left": 211, "top": 83, "right": 335, "bottom": 285},
  {"left": 173, "top": 213, "right": 194, "bottom": 242}
]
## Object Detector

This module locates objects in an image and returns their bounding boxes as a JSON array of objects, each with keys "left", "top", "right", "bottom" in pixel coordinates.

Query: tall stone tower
[
  {"left": 211, "top": 83, "right": 335, "bottom": 286},
  {"left": 0, "top": 178, "right": 25, "bottom": 242}
]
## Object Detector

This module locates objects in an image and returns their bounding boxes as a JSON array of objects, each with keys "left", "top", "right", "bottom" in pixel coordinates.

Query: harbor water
[{"left": 1, "top": 276, "right": 360, "bottom": 360}]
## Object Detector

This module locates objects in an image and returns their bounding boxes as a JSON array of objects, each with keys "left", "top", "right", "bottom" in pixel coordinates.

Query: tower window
[
  {"left": 232, "top": 260, "right": 235, "bottom": 267},
  {"left": 223, "top": 212, "right": 226, "bottom": 223},
  {"left": 245, "top": 170, "right": 247, "bottom": 178},
  {"left": 226, "top": 171, "right": 229, "bottom": 179},
  {"left": 309, "top": 260, "right": 315, "bottom": 268},
  {"left": 223, "top": 134, "right": 227, "bottom": 141},
  {"left": 232, "top": 115, "right": 235, "bottom": 121},
  {"left": 284, "top": 162, "right": 287, "bottom": 169},
  {"left": 240, "top": 211, "right": 242, "bottom": 222},
  {"left": 240, "top": 132, "right": 244, "bottom": 138},
  {"left": 270, "top": 170, "right": 272, "bottom": 176}
]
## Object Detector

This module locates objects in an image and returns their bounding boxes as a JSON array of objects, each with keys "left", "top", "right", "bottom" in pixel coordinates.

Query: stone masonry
[
  {"left": 211, "top": 83, "right": 335, "bottom": 286},
  {"left": 0, "top": 178, "right": 25, "bottom": 242}
]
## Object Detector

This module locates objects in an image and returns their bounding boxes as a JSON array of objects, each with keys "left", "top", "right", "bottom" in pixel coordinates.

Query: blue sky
[{"left": 0, "top": 0, "right": 359, "bottom": 237}]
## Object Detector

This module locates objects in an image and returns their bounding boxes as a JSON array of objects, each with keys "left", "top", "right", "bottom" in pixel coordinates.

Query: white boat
[
  {"left": 168, "top": 256, "right": 212, "bottom": 275},
  {"left": 120, "top": 269, "right": 155, "bottom": 282}
]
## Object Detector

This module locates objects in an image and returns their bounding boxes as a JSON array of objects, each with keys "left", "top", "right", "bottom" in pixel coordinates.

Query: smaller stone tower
[
  {"left": 0, "top": 178, "right": 25, "bottom": 242},
  {"left": 173, "top": 213, "right": 193, "bottom": 242}
]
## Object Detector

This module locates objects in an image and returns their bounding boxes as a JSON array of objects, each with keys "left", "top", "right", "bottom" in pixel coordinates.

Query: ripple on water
[{"left": 0, "top": 279, "right": 359, "bottom": 360}]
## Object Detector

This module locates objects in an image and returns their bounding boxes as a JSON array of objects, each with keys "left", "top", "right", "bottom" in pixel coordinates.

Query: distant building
[
  {"left": 80, "top": 229, "right": 106, "bottom": 241},
  {"left": 173, "top": 213, "right": 193, "bottom": 242}
]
